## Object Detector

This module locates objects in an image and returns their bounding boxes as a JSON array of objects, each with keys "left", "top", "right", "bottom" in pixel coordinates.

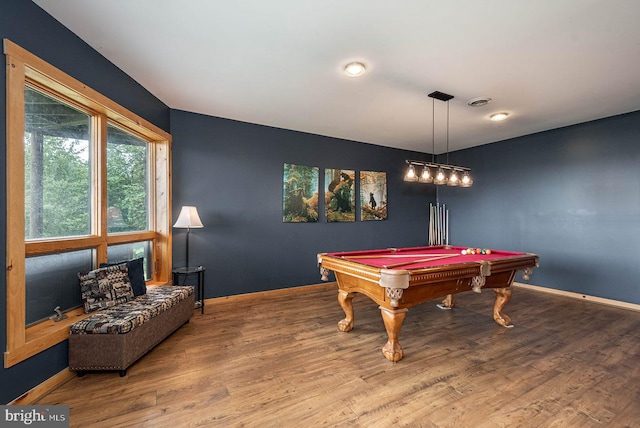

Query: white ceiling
[{"left": 34, "top": 0, "right": 640, "bottom": 154}]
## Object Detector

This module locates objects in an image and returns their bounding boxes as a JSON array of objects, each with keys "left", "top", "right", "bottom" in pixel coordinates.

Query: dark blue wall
[
  {"left": 170, "top": 110, "right": 436, "bottom": 297},
  {"left": 1, "top": 0, "right": 169, "bottom": 404},
  {"left": 439, "top": 110, "right": 640, "bottom": 304}
]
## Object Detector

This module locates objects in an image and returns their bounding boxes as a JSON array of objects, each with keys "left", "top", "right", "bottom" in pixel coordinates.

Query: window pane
[
  {"left": 107, "top": 125, "right": 149, "bottom": 233},
  {"left": 26, "top": 250, "right": 93, "bottom": 326},
  {"left": 107, "top": 241, "right": 153, "bottom": 280},
  {"left": 24, "top": 86, "right": 91, "bottom": 239}
]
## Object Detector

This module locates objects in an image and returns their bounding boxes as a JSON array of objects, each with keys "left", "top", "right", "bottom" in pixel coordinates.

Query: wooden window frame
[{"left": 4, "top": 39, "right": 173, "bottom": 367}]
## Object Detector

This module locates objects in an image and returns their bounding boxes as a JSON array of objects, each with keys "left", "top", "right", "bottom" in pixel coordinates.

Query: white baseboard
[{"left": 513, "top": 282, "right": 640, "bottom": 313}]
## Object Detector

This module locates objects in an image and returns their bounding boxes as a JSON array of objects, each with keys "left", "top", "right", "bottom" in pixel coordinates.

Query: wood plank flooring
[{"left": 37, "top": 284, "right": 640, "bottom": 427}]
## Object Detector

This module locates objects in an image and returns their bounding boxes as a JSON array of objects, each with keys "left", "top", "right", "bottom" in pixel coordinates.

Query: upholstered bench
[{"left": 69, "top": 285, "right": 194, "bottom": 377}]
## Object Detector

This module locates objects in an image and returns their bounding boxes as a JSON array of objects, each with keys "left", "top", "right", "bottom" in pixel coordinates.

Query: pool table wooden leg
[
  {"left": 440, "top": 294, "right": 456, "bottom": 309},
  {"left": 492, "top": 287, "right": 513, "bottom": 328},
  {"left": 337, "top": 290, "right": 356, "bottom": 332},
  {"left": 379, "top": 306, "right": 408, "bottom": 362}
]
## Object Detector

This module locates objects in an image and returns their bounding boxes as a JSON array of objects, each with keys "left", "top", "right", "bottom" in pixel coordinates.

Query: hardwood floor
[{"left": 38, "top": 284, "right": 640, "bottom": 427}]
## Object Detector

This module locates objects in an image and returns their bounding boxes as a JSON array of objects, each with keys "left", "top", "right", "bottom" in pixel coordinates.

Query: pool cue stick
[
  {"left": 440, "top": 204, "right": 444, "bottom": 245},
  {"left": 435, "top": 203, "right": 440, "bottom": 245},
  {"left": 433, "top": 204, "right": 440, "bottom": 245},
  {"left": 343, "top": 253, "right": 455, "bottom": 260},
  {"left": 430, "top": 203, "right": 434, "bottom": 245},
  {"left": 434, "top": 203, "right": 438, "bottom": 245},
  {"left": 444, "top": 205, "right": 447, "bottom": 244},
  {"left": 383, "top": 254, "right": 459, "bottom": 269},
  {"left": 443, "top": 204, "right": 446, "bottom": 245},
  {"left": 446, "top": 208, "right": 449, "bottom": 245},
  {"left": 442, "top": 204, "right": 447, "bottom": 244},
  {"left": 431, "top": 204, "right": 436, "bottom": 245},
  {"left": 431, "top": 203, "right": 435, "bottom": 245},
  {"left": 436, "top": 203, "right": 439, "bottom": 244},
  {"left": 442, "top": 204, "right": 447, "bottom": 245},
  {"left": 432, "top": 203, "right": 436, "bottom": 245},
  {"left": 438, "top": 203, "right": 442, "bottom": 245},
  {"left": 428, "top": 204, "right": 432, "bottom": 245}
]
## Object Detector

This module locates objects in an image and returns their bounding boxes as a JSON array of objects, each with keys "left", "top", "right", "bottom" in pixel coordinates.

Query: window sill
[{"left": 4, "top": 308, "right": 88, "bottom": 368}]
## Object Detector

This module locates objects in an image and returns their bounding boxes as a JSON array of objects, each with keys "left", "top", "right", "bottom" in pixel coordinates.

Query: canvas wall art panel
[
  {"left": 360, "top": 171, "right": 387, "bottom": 221},
  {"left": 325, "top": 168, "right": 355, "bottom": 222},
  {"left": 283, "top": 163, "right": 319, "bottom": 222}
]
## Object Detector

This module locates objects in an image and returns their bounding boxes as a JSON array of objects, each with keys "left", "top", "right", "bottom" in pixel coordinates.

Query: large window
[{"left": 5, "top": 40, "right": 173, "bottom": 367}]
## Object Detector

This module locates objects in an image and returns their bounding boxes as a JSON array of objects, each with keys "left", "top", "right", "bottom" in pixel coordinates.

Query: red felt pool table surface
[
  {"left": 317, "top": 245, "right": 539, "bottom": 362},
  {"left": 325, "top": 245, "right": 527, "bottom": 270}
]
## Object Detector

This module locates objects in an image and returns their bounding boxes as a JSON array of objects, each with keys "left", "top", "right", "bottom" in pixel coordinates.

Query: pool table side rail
[{"left": 318, "top": 252, "right": 539, "bottom": 282}]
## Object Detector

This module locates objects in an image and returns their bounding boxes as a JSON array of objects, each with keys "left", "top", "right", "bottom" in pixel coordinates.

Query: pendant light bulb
[
  {"left": 448, "top": 170, "right": 460, "bottom": 186},
  {"left": 434, "top": 168, "right": 447, "bottom": 185},
  {"left": 419, "top": 166, "right": 432, "bottom": 183},
  {"left": 461, "top": 172, "right": 473, "bottom": 187},
  {"left": 404, "top": 164, "right": 418, "bottom": 182}
]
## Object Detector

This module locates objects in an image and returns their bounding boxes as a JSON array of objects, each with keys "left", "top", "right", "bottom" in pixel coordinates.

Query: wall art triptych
[{"left": 282, "top": 163, "right": 387, "bottom": 223}]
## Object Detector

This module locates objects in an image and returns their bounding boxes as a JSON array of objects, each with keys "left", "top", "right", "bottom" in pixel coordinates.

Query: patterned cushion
[
  {"left": 78, "top": 263, "right": 134, "bottom": 313},
  {"left": 70, "top": 286, "right": 193, "bottom": 334},
  {"left": 104, "top": 263, "right": 135, "bottom": 304},
  {"left": 100, "top": 258, "right": 147, "bottom": 296},
  {"left": 78, "top": 268, "right": 115, "bottom": 313}
]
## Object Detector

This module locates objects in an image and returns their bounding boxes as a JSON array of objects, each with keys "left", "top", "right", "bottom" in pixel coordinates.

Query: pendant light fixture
[{"left": 404, "top": 91, "right": 472, "bottom": 187}]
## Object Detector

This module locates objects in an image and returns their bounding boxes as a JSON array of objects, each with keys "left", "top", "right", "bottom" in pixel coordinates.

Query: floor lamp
[{"left": 173, "top": 206, "right": 204, "bottom": 267}]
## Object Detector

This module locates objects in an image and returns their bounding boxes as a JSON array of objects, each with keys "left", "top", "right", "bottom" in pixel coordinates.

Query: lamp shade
[{"left": 173, "top": 206, "right": 204, "bottom": 229}]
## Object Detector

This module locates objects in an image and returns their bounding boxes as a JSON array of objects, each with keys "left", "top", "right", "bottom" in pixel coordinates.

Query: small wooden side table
[{"left": 172, "top": 266, "right": 205, "bottom": 314}]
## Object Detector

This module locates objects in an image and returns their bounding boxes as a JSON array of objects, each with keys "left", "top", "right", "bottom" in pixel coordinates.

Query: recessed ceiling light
[
  {"left": 489, "top": 112, "right": 509, "bottom": 122},
  {"left": 344, "top": 62, "right": 366, "bottom": 78},
  {"left": 467, "top": 97, "right": 492, "bottom": 107}
]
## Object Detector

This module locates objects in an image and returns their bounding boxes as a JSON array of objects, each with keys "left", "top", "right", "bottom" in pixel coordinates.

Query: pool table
[{"left": 317, "top": 245, "right": 539, "bottom": 362}]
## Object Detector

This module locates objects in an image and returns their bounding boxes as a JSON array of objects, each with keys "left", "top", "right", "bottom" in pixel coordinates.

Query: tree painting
[
  {"left": 325, "top": 169, "right": 355, "bottom": 222},
  {"left": 360, "top": 171, "right": 387, "bottom": 221},
  {"left": 283, "top": 163, "right": 319, "bottom": 222}
]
